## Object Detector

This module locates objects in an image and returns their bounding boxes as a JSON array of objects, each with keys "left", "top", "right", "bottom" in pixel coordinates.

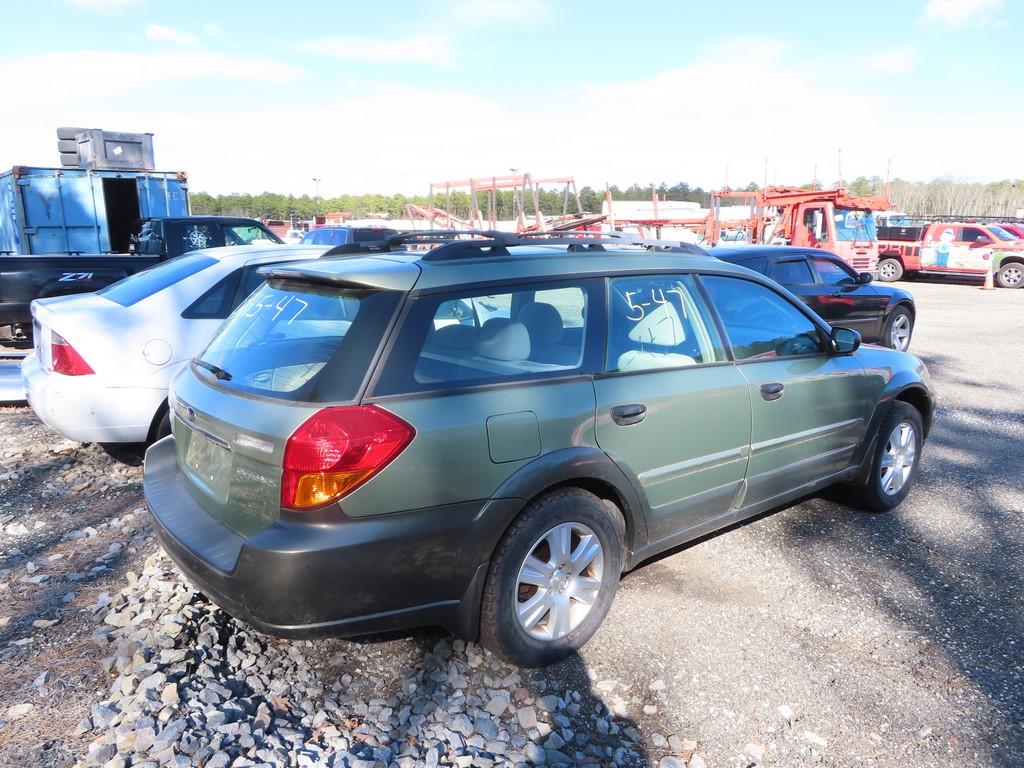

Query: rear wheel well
[
  {"left": 147, "top": 399, "right": 170, "bottom": 444},
  {"left": 552, "top": 479, "right": 630, "bottom": 548},
  {"left": 524, "top": 478, "right": 633, "bottom": 563},
  {"left": 894, "top": 387, "right": 932, "bottom": 437}
]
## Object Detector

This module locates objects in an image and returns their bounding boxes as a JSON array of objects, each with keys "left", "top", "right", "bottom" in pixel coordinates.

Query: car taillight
[
  {"left": 281, "top": 405, "right": 415, "bottom": 510},
  {"left": 49, "top": 331, "right": 95, "bottom": 376}
]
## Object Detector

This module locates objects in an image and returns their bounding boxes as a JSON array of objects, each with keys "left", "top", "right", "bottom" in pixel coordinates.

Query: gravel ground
[{"left": 0, "top": 279, "right": 1021, "bottom": 768}]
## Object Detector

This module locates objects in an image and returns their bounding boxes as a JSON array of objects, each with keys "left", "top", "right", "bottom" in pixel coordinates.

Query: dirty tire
[
  {"left": 480, "top": 488, "right": 624, "bottom": 667},
  {"left": 996, "top": 261, "right": 1024, "bottom": 289},
  {"left": 153, "top": 409, "right": 172, "bottom": 442},
  {"left": 844, "top": 402, "right": 924, "bottom": 513},
  {"left": 877, "top": 257, "right": 903, "bottom": 282}
]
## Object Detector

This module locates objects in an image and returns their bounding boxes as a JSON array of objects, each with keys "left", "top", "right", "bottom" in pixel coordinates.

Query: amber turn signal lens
[{"left": 291, "top": 470, "right": 374, "bottom": 509}]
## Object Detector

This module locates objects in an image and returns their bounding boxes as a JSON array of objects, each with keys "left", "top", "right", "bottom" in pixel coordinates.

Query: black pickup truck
[{"left": 0, "top": 216, "right": 281, "bottom": 342}]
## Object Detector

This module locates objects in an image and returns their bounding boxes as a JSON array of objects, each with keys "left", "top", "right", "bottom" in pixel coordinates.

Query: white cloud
[
  {"left": 0, "top": 50, "right": 302, "bottom": 111},
  {"left": 202, "top": 23, "right": 224, "bottom": 38},
  {"left": 1, "top": 38, "right": 1020, "bottom": 196},
  {"left": 452, "top": 0, "right": 548, "bottom": 24},
  {"left": 863, "top": 48, "right": 917, "bottom": 74},
  {"left": 299, "top": 35, "right": 456, "bottom": 68},
  {"left": 145, "top": 24, "right": 199, "bottom": 47},
  {"left": 68, "top": 0, "right": 141, "bottom": 10},
  {"left": 921, "top": 0, "right": 1004, "bottom": 28}
]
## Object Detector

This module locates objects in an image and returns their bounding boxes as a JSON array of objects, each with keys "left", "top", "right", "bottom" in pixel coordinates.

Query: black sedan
[{"left": 711, "top": 246, "right": 916, "bottom": 351}]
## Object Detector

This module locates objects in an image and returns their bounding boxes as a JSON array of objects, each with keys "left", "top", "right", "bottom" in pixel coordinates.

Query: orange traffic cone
[{"left": 981, "top": 259, "right": 995, "bottom": 290}]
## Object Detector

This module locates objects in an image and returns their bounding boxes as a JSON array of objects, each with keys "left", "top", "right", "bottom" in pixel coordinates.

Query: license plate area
[{"left": 184, "top": 428, "right": 232, "bottom": 504}]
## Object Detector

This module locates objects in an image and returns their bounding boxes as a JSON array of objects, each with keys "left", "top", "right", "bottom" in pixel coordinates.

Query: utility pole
[{"left": 312, "top": 178, "right": 322, "bottom": 215}]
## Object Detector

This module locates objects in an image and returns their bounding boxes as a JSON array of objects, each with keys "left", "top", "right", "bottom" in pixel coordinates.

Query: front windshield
[
  {"left": 988, "top": 226, "right": 1016, "bottom": 241},
  {"left": 834, "top": 209, "right": 877, "bottom": 241}
]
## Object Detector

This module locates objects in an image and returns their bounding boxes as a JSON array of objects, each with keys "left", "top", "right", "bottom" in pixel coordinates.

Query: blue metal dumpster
[{"left": 0, "top": 166, "right": 190, "bottom": 255}]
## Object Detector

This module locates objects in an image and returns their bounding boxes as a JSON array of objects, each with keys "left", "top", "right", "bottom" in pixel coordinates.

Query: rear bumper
[
  {"left": 0, "top": 301, "right": 29, "bottom": 329},
  {"left": 22, "top": 354, "right": 163, "bottom": 443},
  {"left": 143, "top": 436, "right": 514, "bottom": 639}
]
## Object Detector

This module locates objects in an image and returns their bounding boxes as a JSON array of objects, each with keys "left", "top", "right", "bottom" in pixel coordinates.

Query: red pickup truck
[{"left": 876, "top": 221, "right": 1024, "bottom": 288}]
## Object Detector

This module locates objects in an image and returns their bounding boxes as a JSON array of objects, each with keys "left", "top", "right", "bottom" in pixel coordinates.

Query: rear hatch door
[{"left": 169, "top": 262, "right": 414, "bottom": 536}]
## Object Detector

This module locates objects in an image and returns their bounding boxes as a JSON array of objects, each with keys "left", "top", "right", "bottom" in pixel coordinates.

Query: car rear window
[
  {"left": 194, "top": 280, "right": 400, "bottom": 402},
  {"left": 97, "top": 253, "right": 218, "bottom": 307},
  {"left": 302, "top": 228, "right": 343, "bottom": 246},
  {"left": 353, "top": 229, "right": 397, "bottom": 243}
]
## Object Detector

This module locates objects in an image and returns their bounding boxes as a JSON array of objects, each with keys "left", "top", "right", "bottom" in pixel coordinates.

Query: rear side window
[
  {"left": 166, "top": 221, "right": 225, "bottom": 252},
  {"left": 196, "top": 281, "right": 400, "bottom": 402},
  {"left": 770, "top": 259, "right": 814, "bottom": 284},
  {"left": 736, "top": 256, "right": 768, "bottom": 275},
  {"left": 98, "top": 254, "right": 218, "bottom": 307},
  {"left": 606, "top": 275, "right": 725, "bottom": 372},
  {"left": 182, "top": 268, "right": 241, "bottom": 319},
  {"left": 374, "top": 281, "right": 596, "bottom": 395},
  {"left": 702, "top": 276, "right": 823, "bottom": 359}
]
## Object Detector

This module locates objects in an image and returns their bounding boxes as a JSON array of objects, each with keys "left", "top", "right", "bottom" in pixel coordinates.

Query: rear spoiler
[{"left": 257, "top": 259, "right": 420, "bottom": 292}]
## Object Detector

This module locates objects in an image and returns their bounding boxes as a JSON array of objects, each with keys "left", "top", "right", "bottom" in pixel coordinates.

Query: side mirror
[
  {"left": 831, "top": 326, "right": 861, "bottom": 354},
  {"left": 858, "top": 272, "right": 873, "bottom": 284}
]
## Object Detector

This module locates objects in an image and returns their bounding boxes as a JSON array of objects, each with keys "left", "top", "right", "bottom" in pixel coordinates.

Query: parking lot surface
[{"left": 0, "top": 280, "right": 1021, "bottom": 767}]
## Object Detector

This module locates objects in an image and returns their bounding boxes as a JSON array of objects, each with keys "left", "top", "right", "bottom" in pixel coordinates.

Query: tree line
[
  {"left": 189, "top": 182, "right": 712, "bottom": 222},
  {"left": 190, "top": 178, "right": 1024, "bottom": 221}
]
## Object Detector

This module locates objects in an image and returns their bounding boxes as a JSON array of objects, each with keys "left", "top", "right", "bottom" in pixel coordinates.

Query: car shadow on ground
[
  {"left": 318, "top": 628, "right": 652, "bottom": 766},
  {"left": 616, "top": 389, "right": 1024, "bottom": 765},
  {"left": 776, "top": 400, "right": 1024, "bottom": 767}
]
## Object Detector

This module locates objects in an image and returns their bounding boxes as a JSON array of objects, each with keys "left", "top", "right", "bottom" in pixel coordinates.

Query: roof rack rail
[
  {"left": 320, "top": 230, "right": 499, "bottom": 259},
  {"left": 641, "top": 239, "right": 708, "bottom": 256},
  {"left": 322, "top": 229, "right": 707, "bottom": 263}
]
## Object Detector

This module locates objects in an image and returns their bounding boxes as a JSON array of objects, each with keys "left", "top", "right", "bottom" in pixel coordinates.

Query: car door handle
[
  {"left": 610, "top": 403, "right": 647, "bottom": 426},
  {"left": 760, "top": 382, "right": 785, "bottom": 401}
]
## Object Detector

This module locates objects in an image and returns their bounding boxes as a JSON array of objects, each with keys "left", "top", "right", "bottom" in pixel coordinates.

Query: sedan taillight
[
  {"left": 281, "top": 406, "right": 415, "bottom": 510},
  {"left": 49, "top": 331, "right": 95, "bottom": 376}
]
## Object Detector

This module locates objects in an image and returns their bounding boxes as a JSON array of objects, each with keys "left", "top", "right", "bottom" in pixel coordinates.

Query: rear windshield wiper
[{"left": 194, "top": 359, "right": 233, "bottom": 381}]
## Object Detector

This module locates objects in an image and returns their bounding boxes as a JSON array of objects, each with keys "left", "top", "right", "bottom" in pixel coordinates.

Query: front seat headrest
[
  {"left": 627, "top": 301, "right": 685, "bottom": 346},
  {"left": 518, "top": 302, "right": 564, "bottom": 346}
]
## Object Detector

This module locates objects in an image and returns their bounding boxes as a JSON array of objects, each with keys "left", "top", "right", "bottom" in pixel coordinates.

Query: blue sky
[{"left": 1, "top": 0, "right": 1020, "bottom": 196}]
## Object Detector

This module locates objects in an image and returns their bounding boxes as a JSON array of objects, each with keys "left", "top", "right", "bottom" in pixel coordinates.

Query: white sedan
[{"left": 22, "top": 244, "right": 329, "bottom": 444}]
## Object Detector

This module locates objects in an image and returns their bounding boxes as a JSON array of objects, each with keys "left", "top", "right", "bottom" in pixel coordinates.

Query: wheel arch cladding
[
  {"left": 894, "top": 385, "right": 933, "bottom": 437},
  {"left": 455, "top": 448, "right": 645, "bottom": 641},
  {"left": 486, "top": 447, "right": 648, "bottom": 571}
]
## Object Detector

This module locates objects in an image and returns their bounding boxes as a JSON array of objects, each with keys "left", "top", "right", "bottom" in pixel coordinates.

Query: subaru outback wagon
[{"left": 144, "top": 232, "right": 934, "bottom": 667}]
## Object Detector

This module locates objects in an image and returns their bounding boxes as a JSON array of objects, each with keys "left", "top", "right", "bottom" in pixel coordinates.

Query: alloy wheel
[
  {"left": 515, "top": 522, "right": 605, "bottom": 641},
  {"left": 890, "top": 314, "right": 912, "bottom": 351},
  {"left": 880, "top": 422, "right": 917, "bottom": 496}
]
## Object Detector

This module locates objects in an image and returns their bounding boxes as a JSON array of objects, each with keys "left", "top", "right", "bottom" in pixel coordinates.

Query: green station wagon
[{"left": 144, "top": 232, "right": 935, "bottom": 666}]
